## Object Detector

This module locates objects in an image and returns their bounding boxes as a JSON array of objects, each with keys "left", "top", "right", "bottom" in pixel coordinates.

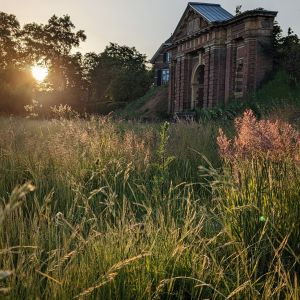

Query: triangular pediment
[
  {"left": 172, "top": 3, "right": 233, "bottom": 41},
  {"left": 172, "top": 6, "right": 210, "bottom": 41}
]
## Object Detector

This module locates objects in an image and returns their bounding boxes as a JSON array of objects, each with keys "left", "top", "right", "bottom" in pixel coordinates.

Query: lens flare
[{"left": 31, "top": 65, "right": 48, "bottom": 81}]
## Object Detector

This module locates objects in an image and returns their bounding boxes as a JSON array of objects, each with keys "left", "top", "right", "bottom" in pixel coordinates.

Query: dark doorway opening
[{"left": 191, "top": 64, "right": 205, "bottom": 109}]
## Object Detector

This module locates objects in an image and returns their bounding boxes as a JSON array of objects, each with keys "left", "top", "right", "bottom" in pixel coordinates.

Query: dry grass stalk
[{"left": 74, "top": 252, "right": 150, "bottom": 299}]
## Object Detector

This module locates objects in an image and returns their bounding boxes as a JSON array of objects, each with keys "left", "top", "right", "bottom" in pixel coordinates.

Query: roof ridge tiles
[{"left": 188, "top": 2, "right": 221, "bottom": 6}]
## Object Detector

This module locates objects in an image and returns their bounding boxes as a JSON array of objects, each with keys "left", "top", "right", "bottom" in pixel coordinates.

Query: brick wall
[{"left": 153, "top": 11, "right": 277, "bottom": 115}]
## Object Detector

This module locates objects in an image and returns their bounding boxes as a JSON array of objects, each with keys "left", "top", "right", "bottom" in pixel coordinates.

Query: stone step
[{"left": 173, "top": 111, "right": 196, "bottom": 122}]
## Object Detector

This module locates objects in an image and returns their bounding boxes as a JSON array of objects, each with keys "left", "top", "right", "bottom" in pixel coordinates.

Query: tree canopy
[
  {"left": 87, "top": 43, "right": 152, "bottom": 112},
  {"left": 0, "top": 12, "right": 153, "bottom": 116},
  {"left": 273, "top": 22, "right": 300, "bottom": 84},
  {"left": 0, "top": 12, "right": 21, "bottom": 68}
]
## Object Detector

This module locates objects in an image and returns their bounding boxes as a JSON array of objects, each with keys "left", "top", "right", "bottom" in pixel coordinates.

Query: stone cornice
[{"left": 167, "top": 10, "right": 277, "bottom": 49}]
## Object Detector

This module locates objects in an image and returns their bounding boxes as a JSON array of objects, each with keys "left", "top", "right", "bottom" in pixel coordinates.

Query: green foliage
[
  {"left": 254, "top": 70, "right": 299, "bottom": 101},
  {"left": 195, "top": 70, "right": 300, "bottom": 122},
  {"left": 0, "top": 12, "right": 154, "bottom": 116},
  {"left": 21, "top": 15, "right": 87, "bottom": 103},
  {"left": 87, "top": 43, "right": 153, "bottom": 112},
  {"left": 0, "top": 12, "right": 87, "bottom": 115},
  {"left": 195, "top": 99, "right": 262, "bottom": 123},
  {"left": 0, "top": 182, "right": 35, "bottom": 226},
  {"left": 117, "top": 86, "right": 167, "bottom": 120},
  {"left": 0, "top": 12, "right": 20, "bottom": 69},
  {"left": 216, "top": 110, "right": 300, "bottom": 265},
  {"left": 21, "top": 15, "right": 86, "bottom": 61},
  {"left": 273, "top": 23, "right": 300, "bottom": 84},
  {"left": 217, "top": 159, "right": 300, "bottom": 257},
  {"left": 151, "top": 122, "right": 175, "bottom": 199}
]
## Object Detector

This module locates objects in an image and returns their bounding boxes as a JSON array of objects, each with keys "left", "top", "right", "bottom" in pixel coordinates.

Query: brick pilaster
[
  {"left": 244, "top": 38, "right": 257, "bottom": 95},
  {"left": 225, "top": 42, "right": 235, "bottom": 103}
]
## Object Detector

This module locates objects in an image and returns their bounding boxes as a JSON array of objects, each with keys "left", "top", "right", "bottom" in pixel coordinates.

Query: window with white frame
[{"left": 161, "top": 69, "right": 170, "bottom": 85}]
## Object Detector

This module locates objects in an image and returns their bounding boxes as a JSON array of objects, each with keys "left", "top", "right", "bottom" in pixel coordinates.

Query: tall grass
[{"left": 0, "top": 114, "right": 299, "bottom": 299}]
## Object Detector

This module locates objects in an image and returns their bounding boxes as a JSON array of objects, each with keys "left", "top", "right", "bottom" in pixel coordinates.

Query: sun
[{"left": 31, "top": 65, "right": 48, "bottom": 82}]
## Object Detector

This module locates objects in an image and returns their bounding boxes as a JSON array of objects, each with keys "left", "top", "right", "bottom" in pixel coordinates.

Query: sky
[{"left": 1, "top": 0, "right": 300, "bottom": 60}]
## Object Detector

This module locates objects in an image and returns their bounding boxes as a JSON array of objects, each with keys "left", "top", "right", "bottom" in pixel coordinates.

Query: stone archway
[{"left": 191, "top": 64, "right": 205, "bottom": 109}]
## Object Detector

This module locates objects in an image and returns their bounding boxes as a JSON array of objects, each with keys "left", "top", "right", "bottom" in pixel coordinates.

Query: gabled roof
[
  {"left": 150, "top": 2, "right": 277, "bottom": 64},
  {"left": 189, "top": 2, "right": 233, "bottom": 23},
  {"left": 151, "top": 3, "right": 233, "bottom": 63},
  {"left": 171, "top": 2, "right": 233, "bottom": 42},
  {"left": 150, "top": 37, "right": 172, "bottom": 64}
]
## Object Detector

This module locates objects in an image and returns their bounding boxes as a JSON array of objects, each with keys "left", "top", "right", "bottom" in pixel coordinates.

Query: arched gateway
[
  {"left": 151, "top": 2, "right": 277, "bottom": 115},
  {"left": 191, "top": 64, "right": 205, "bottom": 109}
]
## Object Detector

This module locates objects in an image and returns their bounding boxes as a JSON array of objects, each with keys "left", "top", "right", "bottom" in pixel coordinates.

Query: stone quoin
[{"left": 150, "top": 3, "right": 277, "bottom": 115}]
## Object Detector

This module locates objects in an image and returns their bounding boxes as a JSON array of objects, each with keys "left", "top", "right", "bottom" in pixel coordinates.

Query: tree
[
  {"left": 21, "top": 15, "right": 86, "bottom": 89},
  {"left": 272, "top": 21, "right": 283, "bottom": 49},
  {"left": 82, "top": 52, "right": 101, "bottom": 83},
  {"left": 0, "top": 12, "right": 87, "bottom": 115},
  {"left": 272, "top": 23, "right": 300, "bottom": 84},
  {"left": 88, "top": 43, "right": 153, "bottom": 112},
  {"left": 22, "top": 15, "right": 87, "bottom": 112},
  {"left": 0, "top": 12, "right": 21, "bottom": 68},
  {"left": 281, "top": 28, "right": 300, "bottom": 84},
  {"left": 21, "top": 15, "right": 86, "bottom": 60},
  {"left": 81, "top": 52, "right": 101, "bottom": 102},
  {"left": 44, "top": 52, "right": 88, "bottom": 111},
  {"left": 0, "top": 12, "right": 153, "bottom": 115},
  {"left": 0, "top": 12, "right": 34, "bottom": 114}
]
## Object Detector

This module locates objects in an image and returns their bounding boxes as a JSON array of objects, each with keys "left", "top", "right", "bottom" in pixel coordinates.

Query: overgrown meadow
[{"left": 0, "top": 112, "right": 300, "bottom": 299}]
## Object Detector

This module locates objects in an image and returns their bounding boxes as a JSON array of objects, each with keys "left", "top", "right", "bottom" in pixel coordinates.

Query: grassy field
[{"left": 0, "top": 113, "right": 300, "bottom": 299}]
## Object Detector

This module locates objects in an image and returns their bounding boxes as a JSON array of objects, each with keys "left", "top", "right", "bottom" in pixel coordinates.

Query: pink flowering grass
[
  {"left": 215, "top": 110, "right": 300, "bottom": 259},
  {"left": 217, "top": 109, "right": 300, "bottom": 162}
]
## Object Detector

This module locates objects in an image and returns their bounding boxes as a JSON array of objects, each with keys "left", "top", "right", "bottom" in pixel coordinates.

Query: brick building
[{"left": 151, "top": 3, "right": 277, "bottom": 115}]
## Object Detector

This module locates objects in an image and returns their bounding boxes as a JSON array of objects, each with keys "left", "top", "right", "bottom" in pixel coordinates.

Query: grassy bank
[
  {"left": 0, "top": 115, "right": 299, "bottom": 299},
  {"left": 196, "top": 71, "right": 300, "bottom": 123},
  {"left": 116, "top": 86, "right": 169, "bottom": 121}
]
